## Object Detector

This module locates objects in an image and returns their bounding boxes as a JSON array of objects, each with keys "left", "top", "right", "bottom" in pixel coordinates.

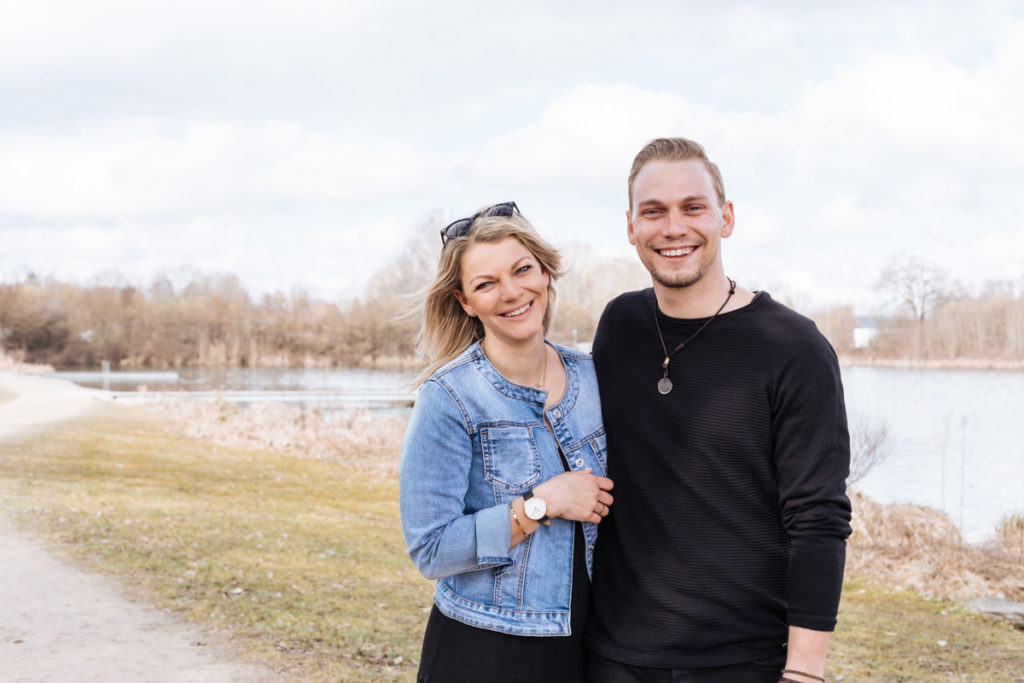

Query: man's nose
[{"left": 665, "top": 208, "right": 689, "bottom": 236}]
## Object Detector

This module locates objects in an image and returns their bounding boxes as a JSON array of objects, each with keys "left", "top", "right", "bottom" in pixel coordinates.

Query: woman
[{"left": 399, "top": 202, "right": 613, "bottom": 682}]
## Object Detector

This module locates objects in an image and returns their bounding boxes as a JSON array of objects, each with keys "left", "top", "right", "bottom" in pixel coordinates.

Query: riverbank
[
  {"left": 1, "top": 374, "right": 1021, "bottom": 680},
  {"left": 144, "top": 395, "right": 1024, "bottom": 595},
  {"left": 839, "top": 354, "right": 1024, "bottom": 371}
]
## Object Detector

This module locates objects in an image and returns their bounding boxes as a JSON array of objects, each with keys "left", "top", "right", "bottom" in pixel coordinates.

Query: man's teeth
[
  {"left": 660, "top": 247, "right": 695, "bottom": 257},
  {"left": 502, "top": 303, "right": 531, "bottom": 317}
]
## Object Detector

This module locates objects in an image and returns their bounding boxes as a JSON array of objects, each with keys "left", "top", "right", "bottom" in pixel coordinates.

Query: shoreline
[{"left": 838, "top": 355, "right": 1024, "bottom": 371}]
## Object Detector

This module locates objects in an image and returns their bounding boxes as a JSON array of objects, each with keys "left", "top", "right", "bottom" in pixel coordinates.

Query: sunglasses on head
[{"left": 439, "top": 201, "right": 519, "bottom": 245}]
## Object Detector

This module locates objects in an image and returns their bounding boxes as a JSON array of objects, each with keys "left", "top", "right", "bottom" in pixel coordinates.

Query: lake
[
  {"left": 841, "top": 366, "right": 1024, "bottom": 544},
  {"left": 48, "top": 364, "right": 1023, "bottom": 544}
]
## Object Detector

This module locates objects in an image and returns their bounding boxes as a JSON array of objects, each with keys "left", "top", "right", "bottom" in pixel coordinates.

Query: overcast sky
[{"left": 2, "top": 0, "right": 1022, "bottom": 313}]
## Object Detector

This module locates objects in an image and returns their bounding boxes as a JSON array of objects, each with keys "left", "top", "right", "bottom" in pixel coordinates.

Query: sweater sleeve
[
  {"left": 398, "top": 379, "right": 513, "bottom": 580},
  {"left": 768, "top": 318, "right": 852, "bottom": 631}
]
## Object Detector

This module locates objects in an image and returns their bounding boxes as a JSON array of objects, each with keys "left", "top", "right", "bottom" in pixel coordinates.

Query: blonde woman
[{"left": 400, "top": 202, "right": 613, "bottom": 682}]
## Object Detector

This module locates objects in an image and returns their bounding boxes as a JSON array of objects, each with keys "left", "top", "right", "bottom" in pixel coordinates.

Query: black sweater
[{"left": 586, "top": 289, "right": 852, "bottom": 669}]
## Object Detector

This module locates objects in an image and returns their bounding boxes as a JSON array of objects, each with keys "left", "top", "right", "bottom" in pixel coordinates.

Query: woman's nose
[{"left": 500, "top": 278, "right": 523, "bottom": 300}]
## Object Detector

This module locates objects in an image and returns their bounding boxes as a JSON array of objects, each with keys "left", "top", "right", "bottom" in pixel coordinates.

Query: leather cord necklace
[{"left": 652, "top": 278, "right": 736, "bottom": 395}]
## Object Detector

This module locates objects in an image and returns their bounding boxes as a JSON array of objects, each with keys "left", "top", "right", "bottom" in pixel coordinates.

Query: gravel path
[{"left": 0, "top": 372, "right": 279, "bottom": 682}]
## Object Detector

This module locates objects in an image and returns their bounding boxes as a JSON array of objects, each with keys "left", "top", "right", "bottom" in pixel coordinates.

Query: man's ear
[
  {"left": 627, "top": 209, "right": 637, "bottom": 246},
  {"left": 720, "top": 201, "right": 735, "bottom": 238}
]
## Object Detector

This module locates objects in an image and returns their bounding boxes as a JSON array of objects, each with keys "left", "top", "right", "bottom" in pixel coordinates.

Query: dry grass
[
  {"left": 141, "top": 399, "right": 409, "bottom": 475},
  {"left": 847, "top": 492, "right": 1024, "bottom": 602}
]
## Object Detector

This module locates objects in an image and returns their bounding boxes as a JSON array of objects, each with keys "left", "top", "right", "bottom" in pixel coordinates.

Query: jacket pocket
[{"left": 480, "top": 425, "right": 542, "bottom": 492}]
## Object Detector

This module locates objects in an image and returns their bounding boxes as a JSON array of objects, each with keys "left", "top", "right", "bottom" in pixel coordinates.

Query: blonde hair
[
  {"left": 627, "top": 137, "right": 727, "bottom": 211},
  {"left": 414, "top": 209, "right": 563, "bottom": 384}
]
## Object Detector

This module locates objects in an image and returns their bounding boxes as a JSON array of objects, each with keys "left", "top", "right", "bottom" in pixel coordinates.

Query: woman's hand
[{"left": 533, "top": 468, "right": 614, "bottom": 525}]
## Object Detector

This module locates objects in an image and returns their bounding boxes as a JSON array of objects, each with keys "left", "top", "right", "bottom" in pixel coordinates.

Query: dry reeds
[
  {"left": 847, "top": 491, "right": 1024, "bottom": 602},
  {"left": 141, "top": 399, "right": 408, "bottom": 475}
]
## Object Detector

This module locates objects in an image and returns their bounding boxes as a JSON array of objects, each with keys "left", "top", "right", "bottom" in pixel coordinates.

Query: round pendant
[{"left": 657, "top": 377, "right": 673, "bottom": 395}]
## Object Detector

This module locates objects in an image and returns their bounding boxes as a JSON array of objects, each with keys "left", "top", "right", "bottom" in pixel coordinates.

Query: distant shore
[
  {"left": 10, "top": 354, "right": 1024, "bottom": 375},
  {"left": 839, "top": 355, "right": 1024, "bottom": 371}
]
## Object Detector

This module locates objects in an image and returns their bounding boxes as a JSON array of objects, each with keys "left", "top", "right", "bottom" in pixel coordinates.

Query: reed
[{"left": 847, "top": 491, "right": 1024, "bottom": 602}]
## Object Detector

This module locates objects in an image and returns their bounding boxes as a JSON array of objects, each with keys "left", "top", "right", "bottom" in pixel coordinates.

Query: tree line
[
  {"left": 2, "top": 246, "right": 1021, "bottom": 369},
  {"left": 811, "top": 254, "right": 1024, "bottom": 361}
]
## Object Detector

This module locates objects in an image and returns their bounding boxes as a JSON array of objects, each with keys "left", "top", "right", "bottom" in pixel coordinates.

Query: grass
[
  {"left": 0, "top": 405, "right": 432, "bottom": 681},
  {"left": 1, "top": 404, "right": 1021, "bottom": 681},
  {"left": 830, "top": 576, "right": 1023, "bottom": 681}
]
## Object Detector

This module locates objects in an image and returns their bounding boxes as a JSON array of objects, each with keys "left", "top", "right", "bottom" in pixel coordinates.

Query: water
[
  {"left": 841, "top": 366, "right": 1024, "bottom": 543},
  {"left": 48, "top": 366, "right": 417, "bottom": 414},
  {"left": 52, "top": 364, "right": 1023, "bottom": 543},
  {"left": 57, "top": 366, "right": 416, "bottom": 393}
]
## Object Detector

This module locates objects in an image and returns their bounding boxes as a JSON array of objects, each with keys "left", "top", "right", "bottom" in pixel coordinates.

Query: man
[{"left": 586, "top": 138, "right": 851, "bottom": 683}]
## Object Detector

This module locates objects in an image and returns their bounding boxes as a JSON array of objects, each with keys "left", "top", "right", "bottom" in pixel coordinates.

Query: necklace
[
  {"left": 652, "top": 278, "right": 736, "bottom": 395},
  {"left": 481, "top": 339, "right": 548, "bottom": 389}
]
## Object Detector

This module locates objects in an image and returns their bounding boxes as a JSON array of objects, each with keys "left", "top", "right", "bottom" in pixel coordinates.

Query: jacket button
[
  {"left": 551, "top": 408, "right": 562, "bottom": 418},
  {"left": 575, "top": 457, "right": 585, "bottom": 467}
]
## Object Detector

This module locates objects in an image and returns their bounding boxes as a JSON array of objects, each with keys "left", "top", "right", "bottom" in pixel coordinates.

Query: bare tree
[
  {"left": 876, "top": 253, "right": 955, "bottom": 323},
  {"left": 847, "top": 418, "right": 892, "bottom": 487}
]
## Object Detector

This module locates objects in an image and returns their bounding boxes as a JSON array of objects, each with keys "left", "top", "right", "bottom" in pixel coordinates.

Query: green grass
[
  {"left": 1, "top": 406, "right": 1021, "bottom": 681},
  {"left": 829, "top": 576, "right": 1023, "bottom": 681},
  {"left": 0, "top": 406, "right": 432, "bottom": 681}
]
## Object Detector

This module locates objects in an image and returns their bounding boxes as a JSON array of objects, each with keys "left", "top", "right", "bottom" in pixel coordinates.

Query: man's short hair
[{"left": 628, "top": 137, "right": 727, "bottom": 211}]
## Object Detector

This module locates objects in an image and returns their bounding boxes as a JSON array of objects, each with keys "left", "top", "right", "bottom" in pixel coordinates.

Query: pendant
[{"left": 657, "top": 377, "right": 673, "bottom": 395}]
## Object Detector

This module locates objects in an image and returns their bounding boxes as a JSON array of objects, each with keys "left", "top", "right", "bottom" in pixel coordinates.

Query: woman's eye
[
  {"left": 516, "top": 264, "right": 532, "bottom": 274},
  {"left": 475, "top": 281, "right": 493, "bottom": 291}
]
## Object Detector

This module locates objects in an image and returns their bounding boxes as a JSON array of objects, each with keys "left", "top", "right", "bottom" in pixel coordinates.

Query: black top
[
  {"left": 417, "top": 523, "right": 590, "bottom": 682},
  {"left": 417, "top": 447, "right": 591, "bottom": 682},
  {"left": 586, "top": 290, "right": 852, "bottom": 669}
]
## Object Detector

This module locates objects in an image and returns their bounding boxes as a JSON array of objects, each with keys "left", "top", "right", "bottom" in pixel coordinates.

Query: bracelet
[
  {"left": 780, "top": 670, "right": 825, "bottom": 682},
  {"left": 509, "top": 503, "right": 529, "bottom": 535}
]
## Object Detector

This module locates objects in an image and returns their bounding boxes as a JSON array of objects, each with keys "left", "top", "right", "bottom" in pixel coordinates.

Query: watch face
[{"left": 524, "top": 496, "right": 547, "bottom": 521}]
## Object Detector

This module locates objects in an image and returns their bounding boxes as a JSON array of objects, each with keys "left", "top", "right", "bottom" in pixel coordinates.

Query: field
[{"left": 1, "top": 404, "right": 1021, "bottom": 681}]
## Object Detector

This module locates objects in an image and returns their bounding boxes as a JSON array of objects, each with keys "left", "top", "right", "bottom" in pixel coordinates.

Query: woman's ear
[{"left": 453, "top": 288, "right": 476, "bottom": 317}]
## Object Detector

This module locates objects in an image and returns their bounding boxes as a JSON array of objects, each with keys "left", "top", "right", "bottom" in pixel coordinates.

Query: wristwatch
[{"left": 522, "top": 489, "right": 550, "bottom": 526}]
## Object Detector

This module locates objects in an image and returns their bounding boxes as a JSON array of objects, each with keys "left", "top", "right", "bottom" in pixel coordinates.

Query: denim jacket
[{"left": 399, "top": 341, "right": 607, "bottom": 636}]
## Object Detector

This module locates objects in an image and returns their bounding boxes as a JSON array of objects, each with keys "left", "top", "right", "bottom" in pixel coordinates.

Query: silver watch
[{"left": 523, "top": 489, "right": 550, "bottom": 526}]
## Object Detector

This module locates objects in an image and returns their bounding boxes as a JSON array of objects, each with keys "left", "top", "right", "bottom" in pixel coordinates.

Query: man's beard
[{"left": 649, "top": 262, "right": 707, "bottom": 290}]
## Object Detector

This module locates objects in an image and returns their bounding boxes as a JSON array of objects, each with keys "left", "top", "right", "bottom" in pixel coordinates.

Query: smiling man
[{"left": 586, "top": 138, "right": 852, "bottom": 683}]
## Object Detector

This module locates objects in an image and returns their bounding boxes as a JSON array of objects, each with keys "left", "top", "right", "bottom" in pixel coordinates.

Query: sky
[{"left": 2, "top": 0, "right": 1023, "bottom": 314}]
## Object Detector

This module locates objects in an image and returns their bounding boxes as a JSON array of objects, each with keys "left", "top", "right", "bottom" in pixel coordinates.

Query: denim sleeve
[{"left": 399, "top": 379, "right": 512, "bottom": 580}]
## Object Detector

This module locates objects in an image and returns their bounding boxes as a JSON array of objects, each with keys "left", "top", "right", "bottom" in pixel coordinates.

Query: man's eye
[
  {"left": 686, "top": 205, "right": 704, "bottom": 212},
  {"left": 643, "top": 208, "right": 661, "bottom": 216}
]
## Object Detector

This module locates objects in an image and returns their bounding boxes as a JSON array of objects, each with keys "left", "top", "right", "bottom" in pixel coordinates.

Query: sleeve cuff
[{"left": 474, "top": 503, "right": 513, "bottom": 565}]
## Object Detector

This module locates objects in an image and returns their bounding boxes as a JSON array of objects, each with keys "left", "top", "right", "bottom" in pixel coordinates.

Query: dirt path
[{"left": 0, "top": 372, "right": 279, "bottom": 682}]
